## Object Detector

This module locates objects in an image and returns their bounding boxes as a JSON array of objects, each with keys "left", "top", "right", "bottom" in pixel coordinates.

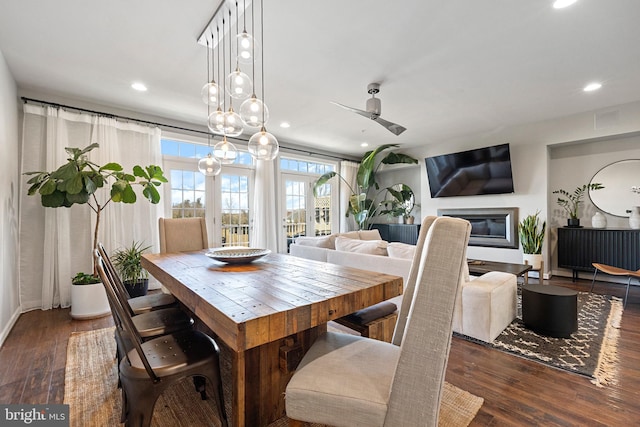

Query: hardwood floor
[{"left": 1, "top": 276, "right": 638, "bottom": 426}]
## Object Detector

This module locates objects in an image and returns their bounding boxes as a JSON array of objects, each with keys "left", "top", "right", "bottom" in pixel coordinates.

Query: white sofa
[{"left": 290, "top": 230, "right": 517, "bottom": 343}]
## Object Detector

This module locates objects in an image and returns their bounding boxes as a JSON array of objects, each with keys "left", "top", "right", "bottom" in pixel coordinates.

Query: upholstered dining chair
[
  {"left": 158, "top": 217, "right": 209, "bottom": 253},
  {"left": 285, "top": 216, "right": 471, "bottom": 427},
  {"left": 97, "top": 243, "right": 176, "bottom": 314},
  {"left": 95, "top": 251, "right": 228, "bottom": 427},
  {"left": 591, "top": 262, "right": 640, "bottom": 307}
]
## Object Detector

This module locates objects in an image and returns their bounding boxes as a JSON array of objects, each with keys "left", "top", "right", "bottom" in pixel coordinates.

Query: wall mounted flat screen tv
[{"left": 425, "top": 143, "right": 514, "bottom": 198}]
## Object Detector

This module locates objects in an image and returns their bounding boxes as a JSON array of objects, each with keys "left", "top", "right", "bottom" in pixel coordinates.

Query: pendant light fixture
[
  {"left": 208, "top": 26, "right": 227, "bottom": 135},
  {"left": 240, "top": 0, "right": 268, "bottom": 128},
  {"left": 236, "top": 0, "right": 259, "bottom": 64},
  {"left": 248, "top": 0, "right": 279, "bottom": 161},
  {"left": 221, "top": 9, "right": 244, "bottom": 137},
  {"left": 225, "top": 2, "right": 252, "bottom": 100},
  {"left": 200, "top": 36, "right": 221, "bottom": 106},
  {"left": 198, "top": 134, "right": 222, "bottom": 176}
]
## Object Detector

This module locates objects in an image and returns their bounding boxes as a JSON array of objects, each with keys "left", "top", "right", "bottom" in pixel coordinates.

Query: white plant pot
[
  {"left": 70, "top": 282, "right": 111, "bottom": 320},
  {"left": 522, "top": 253, "right": 543, "bottom": 270},
  {"left": 629, "top": 206, "right": 640, "bottom": 230}
]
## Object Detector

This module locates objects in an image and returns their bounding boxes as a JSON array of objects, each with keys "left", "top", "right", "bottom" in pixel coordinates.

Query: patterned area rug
[
  {"left": 456, "top": 290, "right": 623, "bottom": 387},
  {"left": 64, "top": 327, "right": 483, "bottom": 426}
]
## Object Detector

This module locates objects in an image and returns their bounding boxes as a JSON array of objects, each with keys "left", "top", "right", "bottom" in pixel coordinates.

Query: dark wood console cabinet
[
  {"left": 557, "top": 227, "right": 640, "bottom": 280},
  {"left": 370, "top": 223, "right": 420, "bottom": 245}
]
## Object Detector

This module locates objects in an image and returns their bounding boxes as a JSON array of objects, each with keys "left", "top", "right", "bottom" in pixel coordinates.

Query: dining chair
[
  {"left": 285, "top": 216, "right": 471, "bottom": 427},
  {"left": 95, "top": 252, "right": 228, "bottom": 427},
  {"left": 97, "top": 243, "right": 176, "bottom": 314},
  {"left": 591, "top": 262, "right": 640, "bottom": 307},
  {"left": 158, "top": 217, "right": 209, "bottom": 253}
]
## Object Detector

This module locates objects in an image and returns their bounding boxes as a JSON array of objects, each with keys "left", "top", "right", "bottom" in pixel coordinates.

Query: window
[
  {"left": 161, "top": 136, "right": 254, "bottom": 247},
  {"left": 280, "top": 156, "right": 338, "bottom": 251}
]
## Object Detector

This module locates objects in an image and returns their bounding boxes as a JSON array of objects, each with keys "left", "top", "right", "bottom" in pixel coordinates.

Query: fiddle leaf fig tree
[
  {"left": 24, "top": 143, "right": 167, "bottom": 277},
  {"left": 314, "top": 144, "right": 418, "bottom": 229}
]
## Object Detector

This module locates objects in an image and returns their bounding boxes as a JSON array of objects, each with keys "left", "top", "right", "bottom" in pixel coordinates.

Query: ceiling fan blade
[
  {"left": 330, "top": 101, "right": 374, "bottom": 119},
  {"left": 373, "top": 116, "right": 407, "bottom": 136}
]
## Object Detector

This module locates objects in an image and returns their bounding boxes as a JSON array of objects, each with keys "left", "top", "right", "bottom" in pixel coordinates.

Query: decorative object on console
[
  {"left": 629, "top": 206, "right": 640, "bottom": 229},
  {"left": 518, "top": 211, "right": 545, "bottom": 270},
  {"left": 553, "top": 183, "right": 604, "bottom": 227},
  {"left": 313, "top": 144, "right": 418, "bottom": 230},
  {"left": 591, "top": 211, "right": 607, "bottom": 228}
]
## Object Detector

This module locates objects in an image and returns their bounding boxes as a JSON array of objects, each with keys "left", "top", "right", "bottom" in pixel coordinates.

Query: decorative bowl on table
[{"left": 205, "top": 247, "right": 271, "bottom": 264}]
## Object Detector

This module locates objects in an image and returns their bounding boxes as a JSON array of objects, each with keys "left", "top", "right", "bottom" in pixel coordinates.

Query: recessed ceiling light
[
  {"left": 583, "top": 82, "right": 602, "bottom": 92},
  {"left": 360, "top": 142, "right": 369, "bottom": 147},
  {"left": 131, "top": 82, "right": 148, "bottom": 92},
  {"left": 280, "top": 122, "right": 290, "bottom": 128},
  {"left": 553, "top": 0, "right": 578, "bottom": 9}
]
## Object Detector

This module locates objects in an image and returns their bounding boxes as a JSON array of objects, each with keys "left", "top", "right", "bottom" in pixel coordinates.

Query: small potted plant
[
  {"left": 518, "top": 211, "right": 546, "bottom": 270},
  {"left": 552, "top": 183, "right": 604, "bottom": 227},
  {"left": 112, "top": 241, "right": 152, "bottom": 298}
]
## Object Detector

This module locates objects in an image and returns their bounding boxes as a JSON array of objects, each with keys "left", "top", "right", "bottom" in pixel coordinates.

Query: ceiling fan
[{"left": 331, "top": 83, "right": 407, "bottom": 136}]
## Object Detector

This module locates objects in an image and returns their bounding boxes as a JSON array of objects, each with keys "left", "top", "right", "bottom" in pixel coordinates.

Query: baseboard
[{"left": 0, "top": 307, "right": 22, "bottom": 349}]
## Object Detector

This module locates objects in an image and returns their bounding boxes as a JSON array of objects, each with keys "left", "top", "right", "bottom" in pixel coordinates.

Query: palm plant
[
  {"left": 313, "top": 144, "right": 418, "bottom": 229},
  {"left": 518, "top": 211, "right": 546, "bottom": 255}
]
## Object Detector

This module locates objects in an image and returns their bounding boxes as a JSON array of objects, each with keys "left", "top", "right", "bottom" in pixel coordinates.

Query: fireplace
[{"left": 437, "top": 208, "right": 519, "bottom": 249}]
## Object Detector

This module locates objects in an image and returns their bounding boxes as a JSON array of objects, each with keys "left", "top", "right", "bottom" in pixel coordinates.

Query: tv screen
[{"left": 425, "top": 143, "right": 514, "bottom": 198}]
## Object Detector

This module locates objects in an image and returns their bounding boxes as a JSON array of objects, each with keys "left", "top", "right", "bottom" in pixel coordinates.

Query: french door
[{"left": 281, "top": 173, "right": 337, "bottom": 251}]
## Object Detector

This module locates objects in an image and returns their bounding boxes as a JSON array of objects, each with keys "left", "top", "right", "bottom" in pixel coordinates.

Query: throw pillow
[
  {"left": 295, "top": 235, "right": 335, "bottom": 249},
  {"left": 358, "top": 229, "right": 382, "bottom": 240},
  {"left": 387, "top": 242, "right": 416, "bottom": 260},
  {"left": 338, "top": 231, "right": 360, "bottom": 239},
  {"left": 334, "top": 236, "right": 388, "bottom": 256}
]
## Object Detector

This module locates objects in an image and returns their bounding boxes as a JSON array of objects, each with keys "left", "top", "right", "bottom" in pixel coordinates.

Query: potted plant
[
  {"left": 313, "top": 144, "right": 418, "bottom": 229},
  {"left": 552, "top": 183, "right": 604, "bottom": 227},
  {"left": 25, "top": 143, "right": 167, "bottom": 318},
  {"left": 379, "top": 184, "right": 418, "bottom": 224},
  {"left": 518, "top": 211, "right": 546, "bottom": 270},
  {"left": 112, "top": 241, "right": 152, "bottom": 298}
]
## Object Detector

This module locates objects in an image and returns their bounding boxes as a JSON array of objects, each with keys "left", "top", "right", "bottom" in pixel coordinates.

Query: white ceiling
[{"left": 2, "top": 0, "right": 640, "bottom": 157}]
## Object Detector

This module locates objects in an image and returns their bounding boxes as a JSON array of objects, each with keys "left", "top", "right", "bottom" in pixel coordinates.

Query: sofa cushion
[
  {"left": 335, "top": 236, "right": 388, "bottom": 256},
  {"left": 338, "top": 231, "right": 360, "bottom": 239},
  {"left": 387, "top": 242, "right": 416, "bottom": 260},
  {"left": 358, "top": 229, "right": 382, "bottom": 241},
  {"left": 295, "top": 235, "right": 336, "bottom": 249}
]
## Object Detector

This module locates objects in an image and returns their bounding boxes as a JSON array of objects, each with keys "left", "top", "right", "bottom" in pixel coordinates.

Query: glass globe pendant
[
  {"left": 213, "top": 136, "right": 239, "bottom": 164},
  {"left": 240, "top": 94, "right": 269, "bottom": 127},
  {"left": 208, "top": 107, "right": 226, "bottom": 135},
  {"left": 201, "top": 80, "right": 222, "bottom": 106},
  {"left": 236, "top": 30, "right": 259, "bottom": 64},
  {"left": 197, "top": 153, "right": 222, "bottom": 176},
  {"left": 222, "top": 107, "right": 243, "bottom": 136},
  {"left": 225, "top": 66, "right": 252, "bottom": 100},
  {"left": 248, "top": 126, "right": 279, "bottom": 161}
]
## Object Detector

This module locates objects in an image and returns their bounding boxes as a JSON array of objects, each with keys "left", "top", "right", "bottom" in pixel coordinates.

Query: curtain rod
[{"left": 21, "top": 97, "right": 351, "bottom": 161}]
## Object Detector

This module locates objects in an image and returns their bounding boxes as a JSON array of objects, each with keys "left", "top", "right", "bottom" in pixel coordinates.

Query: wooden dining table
[{"left": 141, "top": 251, "right": 403, "bottom": 427}]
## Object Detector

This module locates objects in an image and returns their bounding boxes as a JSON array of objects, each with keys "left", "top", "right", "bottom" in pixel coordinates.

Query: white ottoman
[{"left": 461, "top": 271, "right": 517, "bottom": 342}]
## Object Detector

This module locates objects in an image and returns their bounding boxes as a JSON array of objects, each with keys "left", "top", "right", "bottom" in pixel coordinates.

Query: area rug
[
  {"left": 64, "top": 327, "right": 483, "bottom": 427},
  {"left": 455, "top": 290, "right": 623, "bottom": 387}
]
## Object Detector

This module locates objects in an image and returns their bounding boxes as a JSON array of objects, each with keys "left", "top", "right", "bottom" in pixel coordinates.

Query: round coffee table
[{"left": 521, "top": 284, "right": 578, "bottom": 338}]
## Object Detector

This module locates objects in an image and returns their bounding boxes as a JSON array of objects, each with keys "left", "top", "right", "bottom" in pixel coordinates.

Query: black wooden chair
[
  {"left": 98, "top": 243, "right": 176, "bottom": 314},
  {"left": 95, "top": 251, "right": 228, "bottom": 427}
]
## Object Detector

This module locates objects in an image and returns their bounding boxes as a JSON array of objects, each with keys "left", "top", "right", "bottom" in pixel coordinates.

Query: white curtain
[
  {"left": 251, "top": 159, "right": 278, "bottom": 252},
  {"left": 339, "top": 160, "right": 359, "bottom": 232},
  {"left": 19, "top": 104, "right": 163, "bottom": 311}
]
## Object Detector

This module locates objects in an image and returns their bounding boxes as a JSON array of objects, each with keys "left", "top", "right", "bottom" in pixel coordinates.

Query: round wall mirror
[{"left": 589, "top": 159, "right": 640, "bottom": 217}]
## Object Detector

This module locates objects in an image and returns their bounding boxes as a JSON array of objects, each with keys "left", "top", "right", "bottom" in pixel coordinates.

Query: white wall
[
  {"left": 382, "top": 99, "right": 640, "bottom": 279},
  {"left": 0, "top": 49, "right": 21, "bottom": 347}
]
